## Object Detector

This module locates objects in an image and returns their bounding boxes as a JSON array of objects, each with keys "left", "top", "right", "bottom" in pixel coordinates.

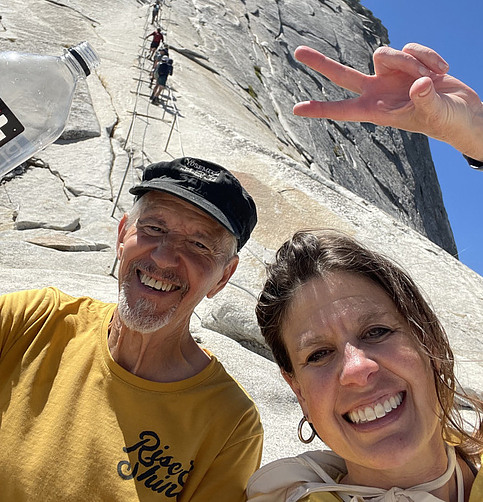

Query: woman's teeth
[{"left": 347, "top": 392, "right": 403, "bottom": 424}]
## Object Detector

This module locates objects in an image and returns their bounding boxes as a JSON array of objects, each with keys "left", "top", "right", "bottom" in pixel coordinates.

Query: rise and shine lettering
[{"left": 117, "top": 431, "right": 195, "bottom": 497}]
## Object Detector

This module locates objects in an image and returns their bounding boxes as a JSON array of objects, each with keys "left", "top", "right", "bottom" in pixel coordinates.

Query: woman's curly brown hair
[{"left": 256, "top": 229, "right": 482, "bottom": 464}]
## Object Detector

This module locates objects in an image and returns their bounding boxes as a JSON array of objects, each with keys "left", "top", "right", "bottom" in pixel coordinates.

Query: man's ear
[
  {"left": 282, "top": 369, "right": 309, "bottom": 420},
  {"left": 116, "top": 213, "right": 129, "bottom": 260},
  {"left": 206, "top": 255, "right": 239, "bottom": 298}
]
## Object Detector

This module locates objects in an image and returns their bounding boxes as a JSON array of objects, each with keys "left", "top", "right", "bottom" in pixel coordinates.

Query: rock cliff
[
  {"left": 166, "top": 0, "right": 456, "bottom": 255},
  {"left": 0, "top": 0, "right": 481, "bottom": 464}
]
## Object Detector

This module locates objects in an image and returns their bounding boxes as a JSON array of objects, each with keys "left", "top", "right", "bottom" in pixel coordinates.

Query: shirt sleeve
[
  {"left": 187, "top": 405, "right": 263, "bottom": 502},
  {"left": 190, "top": 434, "right": 263, "bottom": 502},
  {"left": 0, "top": 288, "right": 52, "bottom": 360}
]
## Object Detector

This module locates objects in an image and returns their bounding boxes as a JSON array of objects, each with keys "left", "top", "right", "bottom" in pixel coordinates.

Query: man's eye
[
  {"left": 364, "top": 327, "right": 392, "bottom": 341},
  {"left": 144, "top": 225, "right": 166, "bottom": 235},
  {"left": 189, "top": 240, "right": 209, "bottom": 250}
]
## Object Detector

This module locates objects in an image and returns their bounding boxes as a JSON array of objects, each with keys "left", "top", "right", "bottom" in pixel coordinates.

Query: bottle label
[{"left": 0, "top": 98, "right": 25, "bottom": 148}]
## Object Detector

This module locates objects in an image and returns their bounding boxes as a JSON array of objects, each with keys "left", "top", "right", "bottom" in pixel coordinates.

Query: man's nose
[
  {"left": 339, "top": 343, "right": 379, "bottom": 386},
  {"left": 150, "top": 236, "right": 180, "bottom": 267}
]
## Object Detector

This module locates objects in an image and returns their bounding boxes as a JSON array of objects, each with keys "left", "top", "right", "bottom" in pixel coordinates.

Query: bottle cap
[{"left": 67, "top": 41, "right": 100, "bottom": 77}]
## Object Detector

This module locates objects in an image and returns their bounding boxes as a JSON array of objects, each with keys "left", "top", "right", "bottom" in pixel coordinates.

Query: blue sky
[{"left": 360, "top": 0, "right": 483, "bottom": 276}]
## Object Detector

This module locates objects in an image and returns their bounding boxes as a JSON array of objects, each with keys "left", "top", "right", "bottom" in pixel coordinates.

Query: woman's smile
[
  {"left": 281, "top": 271, "right": 443, "bottom": 479},
  {"left": 345, "top": 391, "right": 404, "bottom": 424}
]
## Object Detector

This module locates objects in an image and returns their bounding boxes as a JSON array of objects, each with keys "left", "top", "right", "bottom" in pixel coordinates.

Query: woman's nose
[{"left": 339, "top": 343, "right": 379, "bottom": 386}]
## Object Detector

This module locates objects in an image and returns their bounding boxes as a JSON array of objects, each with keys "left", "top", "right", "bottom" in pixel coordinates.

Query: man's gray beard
[{"left": 117, "top": 282, "right": 177, "bottom": 334}]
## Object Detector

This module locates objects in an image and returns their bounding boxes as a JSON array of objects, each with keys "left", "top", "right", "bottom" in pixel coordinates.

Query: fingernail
[
  {"left": 418, "top": 83, "right": 432, "bottom": 97},
  {"left": 438, "top": 60, "right": 449, "bottom": 72}
]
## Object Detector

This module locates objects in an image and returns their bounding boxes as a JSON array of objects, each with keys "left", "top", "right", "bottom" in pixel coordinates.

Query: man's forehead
[{"left": 140, "top": 191, "right": 228, "bottom": 233}]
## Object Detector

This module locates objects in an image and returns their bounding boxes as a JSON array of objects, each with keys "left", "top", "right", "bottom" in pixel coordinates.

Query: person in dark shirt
[{"left": 150, "top": 55, "right": 173, "bottom": 104}]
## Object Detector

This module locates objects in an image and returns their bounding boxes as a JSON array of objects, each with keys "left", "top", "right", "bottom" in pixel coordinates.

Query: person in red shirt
[{"left": 145, "top": 28, "right": 164, "bottom": 60}]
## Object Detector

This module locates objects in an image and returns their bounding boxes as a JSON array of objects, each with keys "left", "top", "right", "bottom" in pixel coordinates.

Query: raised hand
[{"left": 293, "top": 43, "right": 483, "bottom": 161}]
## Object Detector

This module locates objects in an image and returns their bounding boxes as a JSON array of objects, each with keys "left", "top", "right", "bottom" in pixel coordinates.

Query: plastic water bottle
[{"left": 0, "top": 41, "right": 100, "bottom": 179}]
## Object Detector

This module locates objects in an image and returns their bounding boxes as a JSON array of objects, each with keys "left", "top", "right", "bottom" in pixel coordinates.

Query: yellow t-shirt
[
  {"left": 0, "top": 287, "right": 263, "bottom": 501},
  {"left": 469, "top": 455, "right": 483, "bottom": 501}
]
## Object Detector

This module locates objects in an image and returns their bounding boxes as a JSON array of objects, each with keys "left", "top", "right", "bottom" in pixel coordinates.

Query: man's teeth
[
  {"left": 348, "top": 392, "right": 403, "bottom": 424},
  {"left": 140, "top": 273, "right": 176, "bottom": 292}
]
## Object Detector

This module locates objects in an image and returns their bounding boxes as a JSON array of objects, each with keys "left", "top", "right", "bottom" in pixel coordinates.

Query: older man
[{"left": 0, "top": 157, "right": 262, "bottom": 501}]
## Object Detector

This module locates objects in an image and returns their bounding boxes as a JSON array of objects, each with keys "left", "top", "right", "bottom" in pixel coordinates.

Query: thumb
[{"left": 410, "top": 76, "right": 440, "bottom": 113}]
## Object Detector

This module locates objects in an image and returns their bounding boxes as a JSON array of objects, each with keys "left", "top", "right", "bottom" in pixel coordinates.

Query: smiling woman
[{"left": 247, "top": 230, "right": 483, "bottom": 502}]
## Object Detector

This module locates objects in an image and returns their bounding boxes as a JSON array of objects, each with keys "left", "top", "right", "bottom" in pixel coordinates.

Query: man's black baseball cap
[{"left": 129, "top": 157, "right": 257, "bottom": 251}]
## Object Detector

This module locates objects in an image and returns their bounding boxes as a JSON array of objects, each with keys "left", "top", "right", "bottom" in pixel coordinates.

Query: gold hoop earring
[{"left": 297, "top": 416, "right": 316, "bottom": 444}]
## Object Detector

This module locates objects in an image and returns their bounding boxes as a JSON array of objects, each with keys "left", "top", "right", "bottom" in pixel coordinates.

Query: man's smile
[{"left": 138, "top": 270, "right": 182, "bottom": 293}]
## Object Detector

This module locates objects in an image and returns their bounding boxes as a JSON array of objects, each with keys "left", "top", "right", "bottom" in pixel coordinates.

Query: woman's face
[{"left": 282, "top": 271, "right": 445, "bottom": 482}]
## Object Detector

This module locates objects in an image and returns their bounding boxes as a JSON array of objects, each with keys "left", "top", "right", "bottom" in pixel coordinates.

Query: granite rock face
[
  {"left": 168, "top": 0, "right": 456, "bottom": 255},
  {"left": 0, "top": 0, "right": 481, "bottom": 466}
]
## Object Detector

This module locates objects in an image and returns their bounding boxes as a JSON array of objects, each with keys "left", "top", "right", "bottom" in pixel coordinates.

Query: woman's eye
[
  {"left": 306, "top": 349, "right": 332, "bottom": 364},
  {"left": 364, "top": 327, "right": 392, "bottom": 341}
]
